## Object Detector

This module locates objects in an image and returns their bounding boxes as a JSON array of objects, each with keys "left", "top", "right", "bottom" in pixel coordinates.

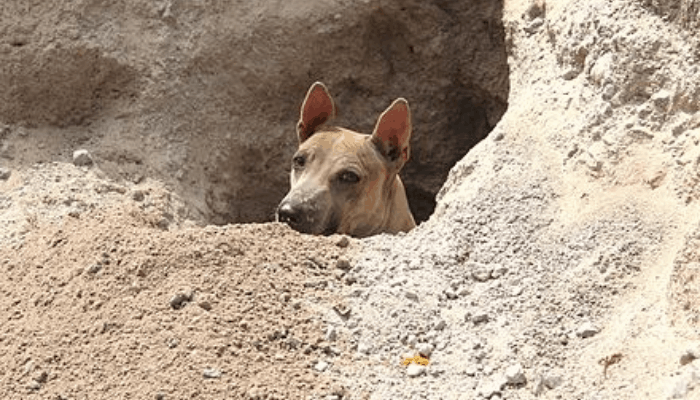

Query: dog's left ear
[
  {"left": 371, "top": 98, "right": 412, "bottom": 170},
  {"left": 297, "top": 82, "right": 336, "bottom": 143}
]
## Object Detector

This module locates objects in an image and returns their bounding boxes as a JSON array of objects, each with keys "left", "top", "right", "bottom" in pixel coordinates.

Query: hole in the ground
[
  {"left": 0, "top": 1, "right": 509, "bottom": 231},
  {"left": 197, "top": 1, "right": 510, "bottom": 227}
]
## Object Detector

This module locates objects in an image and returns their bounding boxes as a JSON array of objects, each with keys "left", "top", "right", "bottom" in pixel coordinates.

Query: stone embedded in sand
[
  {"left": 315, "top": 360, "right": 329, "bottom": 372},
  {"left": 469, "top": 262, "right": 493, "bottom": 282},
  {"left": 336, "top": 257, "right": 351, "bottom": 270},
  {"left": 504, "top": 364, "right": 526, "bottom": 385},
  {"left": 73, "top": 149, "right": 93, "bottom": 166},
  {"left": 576, "top": 322, "right": 599, "bottom": 338},
  {"left": 203, "top": 368, "right": 222, "bottom": 379},
  {"left": 0, "top": 167, "right": 10, "bottom": 180},
  {"left": 416, "top": 343, "right": 434, "bottom": 358},
  {"left": 169, "top": 291, "right": 193, "bottom": 310}
]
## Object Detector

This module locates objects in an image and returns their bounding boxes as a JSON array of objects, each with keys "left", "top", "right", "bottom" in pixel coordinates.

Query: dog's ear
[
  {"left": 371, "top": 98, "right": 412, "bottom": 170},
  {"left": 297, "top": 82, "right": 336, "bottom": 143}
]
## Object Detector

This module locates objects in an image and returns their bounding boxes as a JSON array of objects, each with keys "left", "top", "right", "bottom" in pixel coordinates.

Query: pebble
[
  {"left": 416, "top": 343, "right": 434, "bottom": 357},
  {"left": 471, "top": 311, "right": 490, "bottom": 324},
  {"left": 405, "top": 291, "right": 419, "bottom": 301},
  {"left": 326, "top": 326, "right": 337, "bottom": 342},
  {"left": 470, "top": 262, "right": 493, "bottom": 282},
  {"left": 131, "top": 190, "right": 145, "bottom": 202},
  {"left": 504, "top": 363, "right": 526, "bottom": 385},
  {"left": 680, "top": 346, "right": 700, "bottom": 365},
  {"left": 491, "top": 265, "right": 508, "bottom": 279},
  {"left": 336, "top": 257, "right": 351, "bottom": 270},
  {"left": 197, "top": 300, "right": 212, "bottom": 311},
  {"left": 0, "top": 167, "right": 10, "bottom": 180},
  {"left": 203, "top": 368, "right": 222, "bottom": 379},
  {"left": 576, "top": 322, "right": 599, "bottom": 338},
  {"left": 73, "top": 149, "right": 94, "bottom": 166},
  {"left": 434, "top": 319, "right": 447, "bottom": 331},
  {"left": 315, "top": 361, "right": 329, "bottom": 372},
  {"left": 406, "top": 364, "right": 425, "bottom": 377},
  {"left": 445, "top": 288, "right": 458, "bottom": 299},
  {"left": 543, "top": 374, "right": 562, "bottom": 389},
  {"left": 336, "top": 236, "right": 350, "bottom": 248},
  {"left": 170, "top": 291, "right": 193, "bottom": 310},
  {"left": 86, "top": 263, "right": 102, "bottom": 274}
]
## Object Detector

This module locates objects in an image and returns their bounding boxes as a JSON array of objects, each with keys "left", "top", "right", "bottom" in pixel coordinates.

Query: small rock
[
  {"left": 491, "top": 265, "right": 508, "bottom": 279},
  {"left": 523, "top": 17, "right": 544, "bottom": 33},
  {"left": 73, "top": 149, "right": 94, "bottom": 166},
  {"left": 470, "top": 262, "right": 493, "bottom": 282},
  {"left": 203, "top": 368, "right": 222, "bottom": 379},
  {"left": 28, "top": 381, "right": 41, "bottom": 391},
  {"left": 416, "top": 343, "right": 434, "bottom": 357},
  {"left": 34, "top": 371, "right": 48, "bottom": 384},
  {"left": 336, "top": 236, "right": 350, "bottom": 248},
  {"left": 576, "top": 322, "right": 599, "bottom": 338},
  {"left": 472, "top": 311, "right": 490, "bottom": 324},
  {"left": 170, "top": 291, "right": 193, "bottom": 310},
  {"left": 315, "top": 361, "right": 329, "bottom": 372},
  {"left": 504, "top": 363, "right": 526, "bottom": 385},
  {"left": 445, "top": 288, "right": 458, "bottom": 299},
  {"left": 131, "top": 190, "right": 145, "bottom": 202},
  {"left": 0, "top": 167, "right": 10, "bottom": 180},
  {"left": 198, "top": 300, "right": 212, "bottom": 311},
  {"left": 326, "top": 326, "right": 337, "bottom": 342},
  {"left": 406, "top": 364, "right": 425, "bottom": 377},
  {"left": 405, "top": 291, "right": 419, "bottom": 301},
  {"left": 336, "top": 257, "right": 351, "bottom": 270},
  {"left": 86, "top": 263, "right": 102, "bottom": 274},
  {"left": 434, "top": 319, "right": 447, "bottom": 331},
  {"left": 155, "top": 393, "right": 165, "bottom": 400},
  {"left": 680, "top": 346, "right": 700, "bottom": 365},
  {"left": 543, "top": 374, "right": 562, "bottom": 389}
]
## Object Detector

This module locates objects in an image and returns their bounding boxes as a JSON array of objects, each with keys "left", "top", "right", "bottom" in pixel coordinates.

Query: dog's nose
[
  {"left": 277, "top": 201, "right": 310, "bottom": 233},
  {"left": 277, "top": 202, "right": 299, "bottom": 225}
]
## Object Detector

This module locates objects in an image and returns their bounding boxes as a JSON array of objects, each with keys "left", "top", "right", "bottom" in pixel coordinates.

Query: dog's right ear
[{"left": 297, "top": 82, "right": 336, "bottom": 143}]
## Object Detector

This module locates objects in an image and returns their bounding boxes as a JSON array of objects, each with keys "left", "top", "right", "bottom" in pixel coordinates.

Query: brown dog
[{"left": 276, "top": 82, "right": 416, "bottom": 238}]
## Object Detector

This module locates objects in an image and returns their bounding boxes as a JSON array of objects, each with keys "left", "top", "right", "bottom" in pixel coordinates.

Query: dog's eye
[
  {"left": 292, "top": 155, "right": 306, "bottom": 168},
  {"left": 339, "top": 170, "right": 360, "bottom": 183}
]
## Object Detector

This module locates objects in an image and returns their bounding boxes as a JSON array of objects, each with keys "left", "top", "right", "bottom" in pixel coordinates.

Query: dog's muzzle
[
  {"left": 276, "top": 197, "right": 338, "bottom": 236},
  {"left": 276, "top": 199, "right": 315, "bottom": 234}
]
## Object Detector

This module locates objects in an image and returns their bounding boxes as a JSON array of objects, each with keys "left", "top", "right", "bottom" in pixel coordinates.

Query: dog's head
[{"left": 276, "top": 82, "right": 412, "bottom": 237}]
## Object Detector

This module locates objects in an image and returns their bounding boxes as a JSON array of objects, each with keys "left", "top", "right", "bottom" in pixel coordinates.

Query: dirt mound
[{"left": 0, "top": 201, "right": 356, "bottom": 399}]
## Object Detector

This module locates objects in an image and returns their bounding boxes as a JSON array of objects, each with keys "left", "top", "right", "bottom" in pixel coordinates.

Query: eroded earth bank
[{"left": 2, "top": 0, "right": 700, "bottom": 399}]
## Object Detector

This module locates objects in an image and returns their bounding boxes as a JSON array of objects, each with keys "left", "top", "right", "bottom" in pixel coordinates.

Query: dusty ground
[
  {"left": 5, "top": 0, "right": 700, "bottom": 399},
  {"left": 0, "top": 166, "right": 358, "bottom": 399}
]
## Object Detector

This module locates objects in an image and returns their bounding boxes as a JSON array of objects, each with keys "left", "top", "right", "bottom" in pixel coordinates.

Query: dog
[{"left": 276, "top": 82, "right": 416, "bottom": 238}]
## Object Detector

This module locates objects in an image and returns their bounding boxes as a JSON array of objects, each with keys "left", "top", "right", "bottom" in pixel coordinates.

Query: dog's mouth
[
  {"left": 321, "top": 216, "right": 340, "bottom": 236},
  {"left": 276, "top": 201, "right": 340, "bottom": 236}
]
